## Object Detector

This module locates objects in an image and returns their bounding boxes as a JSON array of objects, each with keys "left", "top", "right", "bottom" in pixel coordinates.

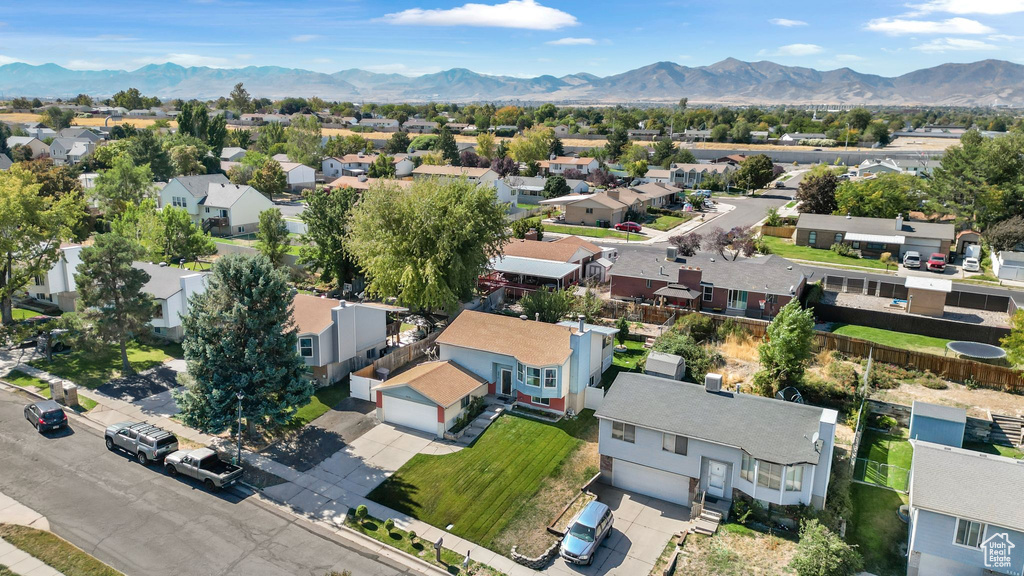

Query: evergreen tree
[
  {"left": 542, "top": 175, "right": 571, "bottom": 198},
  {"left": 110, "top": 198, "right": 164, "bottom": 260},
  {"left": 385, "top": 131, "right": 411, "bottom": 155},
  {"left": 368, "top": 154, "right": 396, "bottom": 178},
  {"left": 256, "top": 207, "right": 290, "bottom": 267},
  {"left": 175, "top": 254, "right": 312, "bottom": 433},
  {"left": 74, "top": 234, "right": 158, "bottom": 374},
  {"left": 298, "top": 186, "right": 359, "bottom": 289},
  {"left": 437, "top": 125, "right": 459, "bottom": 166},
  {"left": 127, "top": 129, "right": 172, "bottom": 181}
]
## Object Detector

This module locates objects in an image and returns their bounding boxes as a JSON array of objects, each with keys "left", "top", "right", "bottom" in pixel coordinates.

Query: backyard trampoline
[{"left": 945, "top": 341, "right": 1007, "bottom": 362}]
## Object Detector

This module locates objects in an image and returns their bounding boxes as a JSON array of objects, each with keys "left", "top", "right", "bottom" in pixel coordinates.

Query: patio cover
[
  {"left": 489, "top": 256, "right": 580, "bottom": 280},
  {"left": 653, "top": 284, "right": 701, "bottom": 300}
]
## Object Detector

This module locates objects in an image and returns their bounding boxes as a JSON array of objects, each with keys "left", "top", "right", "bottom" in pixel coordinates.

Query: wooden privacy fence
[
  {"left": 371, "top": 332, "right": 440, "bottom": 375},
  {"left": 761, "top": 225, "right": 796, "bottom": 238}
]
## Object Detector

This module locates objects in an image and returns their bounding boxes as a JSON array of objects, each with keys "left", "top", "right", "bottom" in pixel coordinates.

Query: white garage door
[
  {"left": 901, "top": 239, "right": 941, "bottom": 258},
  {"left": 382, "top": 396, "right": 438, "bottom": 436},
  {"left": 612, "top": 459, "right": 692, "bottom": 506}
]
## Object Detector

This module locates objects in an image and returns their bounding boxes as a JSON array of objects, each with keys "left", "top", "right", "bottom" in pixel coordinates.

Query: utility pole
[
  {"left": 845, "top": 122, "right": 850, "bottom": 150},
  {"left": 235, "top": 392, "right": 245, "bottom": 465}
]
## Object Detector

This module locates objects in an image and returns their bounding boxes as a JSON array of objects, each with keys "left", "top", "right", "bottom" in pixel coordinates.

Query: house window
[
  {"left": 852, "top": 241, "right": 861, "bottom": 249},
  {"left": 765, "top": 294, "right": 778, "bottom": 304},
  {"left": 702, "top": 284, "right": 713, "bottom": 302},
  {"left": 531, "top": 396, "right": 550, "bottom": 406},
  {"left": 785, "top": 466, "right": 803, "bottom": 492},
  {"left": 33, "top": 275, "right": 44, "bottom": 286},
  {"left": 757, "top": 461, "right": 782, "bottom": 490},
  {"left": 526, "top": 366, "right": 541, "bottom": 388},
  {"left": 611, "top": 421, "right": 635, "bottom": 443},
  {"left": 544, "top": 368, "right": 557, "bottom": 388},
  {"left": 867, "top": 242, "right": 885, "bottom": 251},
  {"left": 740, "top": 453, "right": 755, "bottom": 482},
  {"left": 237, "top": 227, "right": 244, "bottom": 233},
  {"left": 366, "top": 348, "right": 376, "bottom": 359},
  {"left": 517, "top": 362, "right": 524, "bottom": 383},
  {"left": 954, "top": 519, "right": 985, "bottom": 548},
  {"left": 205, "top": 207, "right": 210, "bottom": 214},
  {"left": 646, "top": 279, "right": 653, "bottom": 289},
  {"left": 727, "top": 289, "right": 748, "bottom": 310},
  {"left": 662, "top": 433, "right": 687, "bottom": 455},
  {"left": 808, "top": 231, "right": 817, "bottom": 244},
  {"left": 585, "top": 208, "right": 594, "bottom": 214},
  {"left": 834, "top": 233, "right": 843, "bottom": 244},
  {"left": 299, "top": 337, "right": 313, "bottom": 358},
  {"left": 461, "top": 396, "right": 471, "bottom": 409}
]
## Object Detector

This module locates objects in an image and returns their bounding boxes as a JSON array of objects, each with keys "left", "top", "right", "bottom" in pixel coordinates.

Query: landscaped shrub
[
  {"left": 825, "top": 359, "right": 858, "bottom": 389},
  {"left": 864, "top": 362, "right": 917, "bottom": 389},
  {"left": 383, "top": 518, "right": 395, "bottom": 535},
  {"left": 790, "top": 520, "right": 863, "bottom": 576},
  {"left": 652, "top": 330, "right": 722, "bottom": 383},
  {"left": 355, "top": 504, "right": 368, "bottom": 524},
  {"left": 829, "top": 242, "right": 859, "bottom": 258},
  {"left": 717, "top": 318, "right": 745, "bottom": 341},
  {"left": 677, "top": 313, "right": 716, "bottom": 342}
]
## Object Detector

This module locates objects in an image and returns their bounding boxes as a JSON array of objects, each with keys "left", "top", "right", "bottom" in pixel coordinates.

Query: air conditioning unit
[{"left": 705, "top": 373, "right": 723, "bottom": 393}]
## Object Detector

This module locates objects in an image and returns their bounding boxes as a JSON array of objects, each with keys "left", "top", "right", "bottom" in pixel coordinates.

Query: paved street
[{"left": 0, "top": 387, "right": 417, "bottom": 576}]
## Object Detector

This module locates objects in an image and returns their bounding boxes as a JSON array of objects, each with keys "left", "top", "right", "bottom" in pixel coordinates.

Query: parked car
[
  {"left": 13, "top": 315, "right": 55, "bottom": 349},
  {"left": 903, "top": 251, "right": 921, "bottom": 269},
  {"left": 559, "top": 501, "right": 613, "bottom": 565},
  {"left": 962, "top": 257, "right": 980, "bottom": 272},
  {"left": 774, "top": 180, "right": 786, "bottom": 188},
  {"left": 24, "top": 400, "right": 67, "bottom": 432},
  {"left": 926, "top": 253, "right": 947, "bottom": 272},
  {"left": 105, "top": 422, "right": 179, "bottom": 465},
  {"left": 164, "top": 448, "right": 242, "bottom": 490},
  {"left": 614, "top": 221, "right": 642, "bottom": 233},
  {"left": 36, "top": 329, "right": 70, "bottom": 355}
]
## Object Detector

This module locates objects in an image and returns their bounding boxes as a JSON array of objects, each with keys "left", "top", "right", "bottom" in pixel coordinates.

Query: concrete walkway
[{"left": 0, "top": 491, "right": 65, "bottom": 576}]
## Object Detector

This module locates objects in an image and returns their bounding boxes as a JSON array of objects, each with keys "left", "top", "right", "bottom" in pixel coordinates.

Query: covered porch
[{"left": 479, "top": 256, "right": 582, "bottom": 299}]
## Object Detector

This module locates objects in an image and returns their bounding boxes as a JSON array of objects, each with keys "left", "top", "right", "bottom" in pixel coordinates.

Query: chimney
[
  {"left": 578, "top": 314, "right": 585, "bottom": 334},
  {"left": 607, "top": 189, "right": 620, "bottom": 202},
  {"left": 895, "top": 213, "right": 904, "bottom": 230},
  {"left": 705, "top": 373, "right": 723, "bottom": 393}
]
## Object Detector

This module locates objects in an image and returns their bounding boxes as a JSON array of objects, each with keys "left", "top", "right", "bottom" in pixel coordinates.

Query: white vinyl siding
[{"left": 612, "top": 421, "right": 635, "bottom": 443}]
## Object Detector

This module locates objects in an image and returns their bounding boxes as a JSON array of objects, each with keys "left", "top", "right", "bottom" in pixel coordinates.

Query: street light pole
[{"left": 235, "top": 392, "right": 245, "bottom": 465}]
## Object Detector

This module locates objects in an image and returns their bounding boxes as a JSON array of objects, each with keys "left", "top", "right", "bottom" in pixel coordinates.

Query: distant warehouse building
[{"left": 794, "top": 213, "right": 954, "bottom": 259}]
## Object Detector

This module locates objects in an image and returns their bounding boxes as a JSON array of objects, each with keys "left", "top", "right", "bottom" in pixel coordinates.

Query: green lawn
[
  {"left": 0, "top": 524, "right": 124, "bottom": 576},
  {"left": 3, "top": 370, "right": 52, "bottom": 397},
  {"left": 963, "top": 441, "right": 1024, "bottom": 459},
  {"left": 761, "top": 236, "right": 893, "bottom": 270},
  {"left": 647, "top": 214, "right": 691, "bottom": 232},
  {"left": 0, "top": 565, "right": 17, "bottom": 576},
  {"left": 543, "top": 223, "right": 639, "bottom": 240},
  {"left": 29, "top": 342, "right": 181, "bottom": 389},
  {"left": 854, "top": 428, "right": 912, "bottom": 491},
  {"left": 516, "top": 203, "right": 542, "bottom": 211},
  {"left": 847, "top": 484, "right": 909, "bottom": 576},
  {"left": 367, "top": 414, "right": 581, "bottom": 550},
  {"left": 831, "top": 324, "right": 952, "bottom": 356},
  {"left": 170, "top": 261, "right": 212, "bottom": 271},
  {"left": 286, "top": 377, "right": 351, "bottom": 429},
  {"left": 12, "top": 308, "right": 41, "bottom": 320},
  {"left": 600, "top": 339, "right": 648, "bottom": 388}
]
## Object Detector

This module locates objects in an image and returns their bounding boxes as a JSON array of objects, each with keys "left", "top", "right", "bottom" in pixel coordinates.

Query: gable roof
[
  {"left": 278, "top": 161, "right": 311, "bottom": 173},
  {"left": 501, "top": 237, "right": 596, "bottom": 263},
  {"left": 326, "top": 176, "right": 413, "bottom": 191},
  {"left": 910, "top": 441, "right": 1024, "bottom": 532},
  {"left": 292, "top": 294, "right": 340, "bottom": 335},
  {"left": 610, "top": 252, "right": 808, "bottom": 295},
  {"left": 0, "top": 154, "right": 11, "bottom": 170},
  {"left": 171, "top": 174, "right": 231, "bottom": 199},
  {"left": 796, "top": 213, "right": 954, "bottom": 241},
  {"left": 133, "top": 262, "right": 206, "bottom": 300},
  {"left": 220, "top": 146, "right": 246, "bottom": 159},
  {"left": 413, "top": 165, "right": 493, "bottom": 178},
  {"left": 437, "top": 310, "right": 573, "bottom": 366},
  {"left": 553, "top": 235, "right": 602, "bottom": 255},
  {"left": 200, "top": 183, "right": 257, "bottom": 208},
  {"left": 374, "top": 360, "right": 487, "bottom": 408},
  {"left": 597, "top": 373, "right": 832, "bottom": 465},
  {"left": 569, "top": 193, "right": 628, "bottom": 210}
]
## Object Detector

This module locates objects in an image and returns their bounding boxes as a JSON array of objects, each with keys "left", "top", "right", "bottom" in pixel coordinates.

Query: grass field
[
  {"left": 286, "top": 378, "right": 350, "bottom": 429},
  {"left": 647, "top": 214, "right": 691, "bottom": 231},
  {"left": 3, "top": 370, "right": 53, "bottom": 398},
  {"left": 963, "top": 441, "right": 1024, "bottom": 459},
  {"left": 543, "top": 223, "right": 638, "bottom": 240},
  {"left": 12, "top": 308, "right": 41, "bottom": 320},
  {"left": 761, "top": 236, "right": 892, "bottom": 270},
  {"left": 29, "top": 342, "right": 181, "bottom": 389},
  {"left": 600, "top": 339, "right": 648, "bottom": 388},
  {"left": 0, "top": 524, "right": 124, "bottom": 576},
  {"left": 831, "top": 324, "right": 952, "bottom": 356},
  {"left": 367, "top": 414, "right": 581, "bottom": 550},
  {"left": 847, "top": 484, "right": 909, "bottom": 576}
]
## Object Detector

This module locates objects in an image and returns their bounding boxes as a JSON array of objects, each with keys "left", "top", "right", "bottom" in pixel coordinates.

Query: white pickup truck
[{"left": 164, "top": 448, "right": 242, "bottom": 490}]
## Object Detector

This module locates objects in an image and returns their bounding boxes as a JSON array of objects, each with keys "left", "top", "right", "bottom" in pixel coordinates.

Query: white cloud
[
  {"left": 0, "top": 54, "right": 19, "bottom": 65},
  {"left": 912, "top": 37, "right": 998, "bottom": 51},
  {"left": 769, "top": 18, "right": 807, "bottom": 27},
  {"left": 835, "top": 54, "right": 865, "bottom": 61},
  {"left": 546, "top": 37, "right": 596, "bottom": 45},
  {"left": 908, "top": 0, "right": 1024, "bottom": 14},
  {"left": 989, "top": 33, "right": 1024, "bottom": 41},
  {"left": 290, "top": 34, "right": 320, "bottom": 43},
  {"left": 774, "top": 43, "right": 824, "bottom": 56},
  {"left": 380, "top": 0, "right": 577, "bottom": 30},
  {"left": 865, "top": 17, "right": 993, "bottom": 35}
]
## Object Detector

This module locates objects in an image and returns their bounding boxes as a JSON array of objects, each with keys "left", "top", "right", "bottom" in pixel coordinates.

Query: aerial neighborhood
[{"left": 3, "top": 21, "right": 1024, "bottom": 576}]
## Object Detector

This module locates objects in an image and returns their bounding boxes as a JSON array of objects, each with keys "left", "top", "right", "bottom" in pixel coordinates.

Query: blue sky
[{"left": 1, "top": 0, "right": 1023, "bottom": 77}]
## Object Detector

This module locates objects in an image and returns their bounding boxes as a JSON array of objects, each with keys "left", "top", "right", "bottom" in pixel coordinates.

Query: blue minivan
[{"left": 559, "top": 501, "right": 613, "bottom": 565}]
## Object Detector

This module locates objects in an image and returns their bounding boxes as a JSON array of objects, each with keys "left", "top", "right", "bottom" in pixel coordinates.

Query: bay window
[
  {"left": 526, "top": 367, "right": 541, "bottom": 388},
  {"left": 757, "top": 461, "right": 781, "bottom": 490},
  {"left": 740, "top": 453, "right": 755, "bottom": 482},
  {"left": 784, "top": 465, "right": 803, "bottom": 492}
]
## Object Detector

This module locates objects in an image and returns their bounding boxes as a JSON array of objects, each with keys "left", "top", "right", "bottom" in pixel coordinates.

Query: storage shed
[
  {"left": 644, "top": 351, "right": 686, "bottom": 381},
  {"left": 909, "top": 401, "right": 966, "bottom": 448}
]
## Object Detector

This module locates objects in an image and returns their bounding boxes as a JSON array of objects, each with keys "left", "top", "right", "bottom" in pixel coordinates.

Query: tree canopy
[
  {"left": 256, "top": 207, "right": 290, "bottom": 267},
  {"left": 754, "top": 300, "right": 815, "bottom": 397},
  {"left": 796, "top": 171, "right": 839, "bottom": 215},
  {"left": 835, "top": 173, "right": 921, "bottom": 219},
  {"left": 298, "top": 186, "right": 359, "bottom": 290}
]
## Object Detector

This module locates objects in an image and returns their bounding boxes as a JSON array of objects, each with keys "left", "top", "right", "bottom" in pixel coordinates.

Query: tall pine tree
[{"left": 175, "top": 254, "right": 312, "bottom": 433}]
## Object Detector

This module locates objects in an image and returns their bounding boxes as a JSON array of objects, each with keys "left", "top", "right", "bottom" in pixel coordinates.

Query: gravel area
[{"left": 823, "top": 290, "right": 1011, "bottom": 327}]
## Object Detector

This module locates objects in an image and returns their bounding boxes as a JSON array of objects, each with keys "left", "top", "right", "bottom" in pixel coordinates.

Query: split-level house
[
  {"left": 49, "top": 138, "right": 94, "bottom": 166},
  {"left": 795, "top": 213, "right": 954, "bottom": 259},
  {"left": 412, "top": 165, "right": 517, "bottom": 206},
  {"left": 906, "top": 441, "right": 1024, "bottom": 576},
  {"left": 666, "top": 163, "right": 736, "bottom": 188},
  {"left": 609, "top": 253, "right": 808, "bottom": 319},
  {"left": 596, "top": 372, "right": 837, "bottom": 509},
  {"left": 134, "top": 263, "right": 209, "bottom": 342},
  {"left": 538, "top": 156, "right": 600, "bottom": 176},
  {"left": 25, "top": 244, "right": 84, "bottom": 312},
  {"left": 159, "top": 174, "right": 274, "bottom": 236}
]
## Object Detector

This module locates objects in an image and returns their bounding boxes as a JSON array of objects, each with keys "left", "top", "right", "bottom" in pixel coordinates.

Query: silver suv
[
  {"left": 105, "top": 422, "right": 179, "bottom": 465},
  {"left": 903, "top": 251, "right": 921, "bottom": 269}
]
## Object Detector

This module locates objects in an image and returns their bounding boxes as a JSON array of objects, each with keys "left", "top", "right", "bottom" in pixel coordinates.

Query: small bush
[
  {"left": 408, "top": 530, "right": 417, "bottom": 542},
  {"left": 829, "top": 242, "right": 858, "bottom": 258},
  {"left": 383, "top": 518, "right": 395, "bottom": 534},
  {"left": 678, "top": 313, "right": 716, "bottom": 342},
  {"left": 799, "top": 375, "right": 856, "bottom": 412},
  {"left": 802, "top": 281, "right": 824, "bottom": 306},
  {"left": 355, "top": 505, "right": 368, "bottom": 523},
  {"left": 790, "top": 519, "right": 863, "bottom": 576},
  {"left": 717, "top": 318, "right": 745, "bottom": 341},
  {"left": 825, "top": 360, "right": 858, "bottom": 388},
  {"left": 918, "top": 371, "right": 949, "bottom": 390}
]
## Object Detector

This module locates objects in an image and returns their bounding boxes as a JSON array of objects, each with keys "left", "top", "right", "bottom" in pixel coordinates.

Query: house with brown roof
[
  {"left": 437, "top": 311, "right": 607, "bottom": 415},
  {"left": 292, "top": 294, "right": 407, "bottom": 385},
  {"left": 479, "top": 236, "right": 610, "bottom": 296},
  {"left": 412, "top": 165, "right": 517, "bottom": 206},
  {"left": 538, "top": 156, "right": 600, "bottom": 176},
  {"left": 371, "top": 361, "right": 489, "bottom": 436},
  {"left": 324, "top": 175, "right": 414, "bottom": 192}
]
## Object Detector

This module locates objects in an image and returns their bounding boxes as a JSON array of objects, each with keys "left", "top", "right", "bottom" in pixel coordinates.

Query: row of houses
[
  {"left": 6, "top": 127, "right": 103, "bottom": 166},
  {"left": 540, "top": 182, "right": 684, "bottom": 227}
]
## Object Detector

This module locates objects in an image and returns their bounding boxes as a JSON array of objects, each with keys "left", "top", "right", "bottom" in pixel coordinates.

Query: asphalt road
[
  {"left": 0, "top": 388, "right": 414, "bottom": 576},
  {"left": 688, "top": 190, "right": 795, "bottom": 236}
]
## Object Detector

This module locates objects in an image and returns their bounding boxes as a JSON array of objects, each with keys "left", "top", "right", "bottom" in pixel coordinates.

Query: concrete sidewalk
[{"left": 0, "top": 491, "right": 65, "bottom": 576}]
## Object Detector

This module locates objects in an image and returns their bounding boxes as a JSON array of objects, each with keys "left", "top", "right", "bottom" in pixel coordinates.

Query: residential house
[
  {"left": 49, "top": 138, "right": 94, "bottom": 166},
  {"left": 277, "top": 161, "right": 316, "bottom": 191},
  {"left": 324, "top": 175, "right": 414, "bottom": 192},
  {"left": 159, "top": 174, "right": 273, "bottom": 236},
  {"left": 538, "top": 156, "right": 600, "bottom": 176},
  {"left": 559, "top": 184, "right": 680, "bottom": 226},
  {"left": 219, "top": 147, "right": 247, "bottom": 162},
  {"left": 713, "top": 155, "right": 747, "bottom": 165},
  {"left": 78, "top": 173, "right": 98, "bottom": 191},
  {"left": 292, "top": 294, "right": 405, "bottom": 385},
  {"left": 372, "top": 361, "right": 489, "bottom": 437},
  {"left": 436, "top": 311, "right": 606, "bottom": 415},
  {"left": 553, "top": 125, "right": 569, "bottom": 137},
  {"left": 779, "top": 132, "right": 827, "bottom": 142},
  {"left": 596, "top": 372, "right": 837, "bottom": 509},
  {"left": 134, "top": 262, "right": 209, "bottom": 342},
  {"left": 411, "top": 165, "right": 516, "bottom": 206},
  {"left": 445, "top": 123, "right": 470, "bottom": 133},
  {"left": 403, "top": 119, "right": 438, "bottom": 133},
  {"left": 795, "top": 213, "right": 954, "bottom": 259},
  {"left": 25, "top": 127, "right": 56, "bottom": 140},
  {"left": 6, "top": 136, "right": 49, "bottom": 158},
  {"left": 627, "top": 129, "right": 661, "bottom": 140},
  {"left": 906, "top": 441, "right": 1024, "bottom": 576},
  {"left": 642, "top": 169, "right": 674, "bottom": 184},
  {"left": 993, "top": 251, "right": 1024, "bottom": 281},
  {"left": 25, "top": 244, "right": 84, "bottom": 312},
  {"left": 480, "top": 236, "right": 606, "bottom": 295},
  {"left": 358, "top": 118, "right": 400, "bottom": 132},
  {"left": 504, "top": 176, "right": 589, "bottom": 197},
  {"left": 667, "top": 163, "right": 735, "bottom": 188},
  {"left": 58, "top": 127, "right": 102, "bottom": 143},
  {"left": 609, "top": 252, "right": 808, "bottom": 319},
  {"left": 322, "top": 154, "right": 415, "bottom": 179}
]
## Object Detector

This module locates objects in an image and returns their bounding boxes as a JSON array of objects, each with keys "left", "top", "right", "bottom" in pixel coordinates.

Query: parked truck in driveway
[{"left": 164, "top": 448, "right": 242, "bottom": 490}]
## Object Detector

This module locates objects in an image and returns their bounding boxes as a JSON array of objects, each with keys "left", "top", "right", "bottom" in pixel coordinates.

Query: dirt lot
[
  {"left": 676, "top": 526, "right": 797, "bottom": 576},
  {"left": 873, "top": 379, "right": 1024, "bottom": 419},
  {"left": 825, "top": 291, "right": 1011, "bottom": 327}
]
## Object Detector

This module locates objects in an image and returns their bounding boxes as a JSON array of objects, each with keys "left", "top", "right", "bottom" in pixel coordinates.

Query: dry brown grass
[
  {"left": 677, "top": 527, "right": 797, "bottom": 576},
  {"left": 873, "top": 379, "right": 1024, "bottom": 419}
]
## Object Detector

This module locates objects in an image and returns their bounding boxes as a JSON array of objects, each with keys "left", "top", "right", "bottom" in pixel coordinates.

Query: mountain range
[{"left": 1, "top": 59, "right": 1022, "bottom": 106}]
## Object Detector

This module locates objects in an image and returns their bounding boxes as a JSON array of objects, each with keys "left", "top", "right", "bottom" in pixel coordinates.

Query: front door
[
  {"left": 707, "top": 461, "right": 727, "bottom": 498},
  {"left": 500, "top": 369, "right": 513, "bottom": 396}
]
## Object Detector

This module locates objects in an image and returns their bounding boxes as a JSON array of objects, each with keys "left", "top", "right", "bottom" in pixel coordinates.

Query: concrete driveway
[{"left": 543, "top": 485, "right": 690, "bottom": 576}]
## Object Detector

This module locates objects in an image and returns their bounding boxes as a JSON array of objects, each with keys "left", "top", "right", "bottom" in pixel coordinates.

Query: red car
[
  {"left": 926, "top": 253, "right": 946, "bottom": 272},
  {"left": 614, "top": 221, "right": 642, "bottom": 233}
]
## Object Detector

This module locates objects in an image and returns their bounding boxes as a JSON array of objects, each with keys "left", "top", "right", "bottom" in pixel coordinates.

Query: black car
[{"left": 24, "top": 400, "right": 68, "bottom": 432}]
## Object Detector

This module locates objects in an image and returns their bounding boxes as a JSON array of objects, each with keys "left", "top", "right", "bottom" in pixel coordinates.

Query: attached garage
[
  {"left": 381, "top": 395, "right": 438, "bottom": 435},
  {"left": 373, "top": 360, "right": 489, "bottom": 438},
  {"left": 612, "top": 459, "right": 692, "bottom": 506},
  {"left": 901, "top": 238, "right": 941, "bottom": 259}
]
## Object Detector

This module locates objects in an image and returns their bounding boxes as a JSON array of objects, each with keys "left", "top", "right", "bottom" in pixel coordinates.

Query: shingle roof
[
  {"left": 912, "top": 401, "right": 966, "bottom": 423},
  {"left": 200, "top": 183, "right": 255, "bottom": 208},
  {"left": 910, "top": 441, "right": 1024, "bottom": 532},
  {"left": 220, "top": 147, "right": 246, "bottom": 158},
  {"left": 501, "top": 237, "right": 596, "bottom": 263},
  {"left": 610, "top": 252, "right": 808, "bottom": 295},
  {"left": 375, "top": 360, "right": 487, "bottom": 408},
  {"left": 553, "top": 235, "right": 602, "bottom": 255},
  {"left": 437, "top": 310, "right": 573, "bottom": 366},
  {"left": 292, "top": 294, "right": 340, "bottom": 335},
  {"left": 0, "top": 154, "right": 11, "bottom": 171},
  {"left": 413, "top": 165, "right": 493, "bottom": 178},
  {"left": 597, "top": 373, "right": 831, "bottom": 465},
  {"left": 133, "top": 262, "right": 206, "bottom": 300},
  {"left": 796, "top": 214, "right": 954, "bottom": 241},
  {"left": 172, "top": 174, "right": 231, "bottom": 199}
]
